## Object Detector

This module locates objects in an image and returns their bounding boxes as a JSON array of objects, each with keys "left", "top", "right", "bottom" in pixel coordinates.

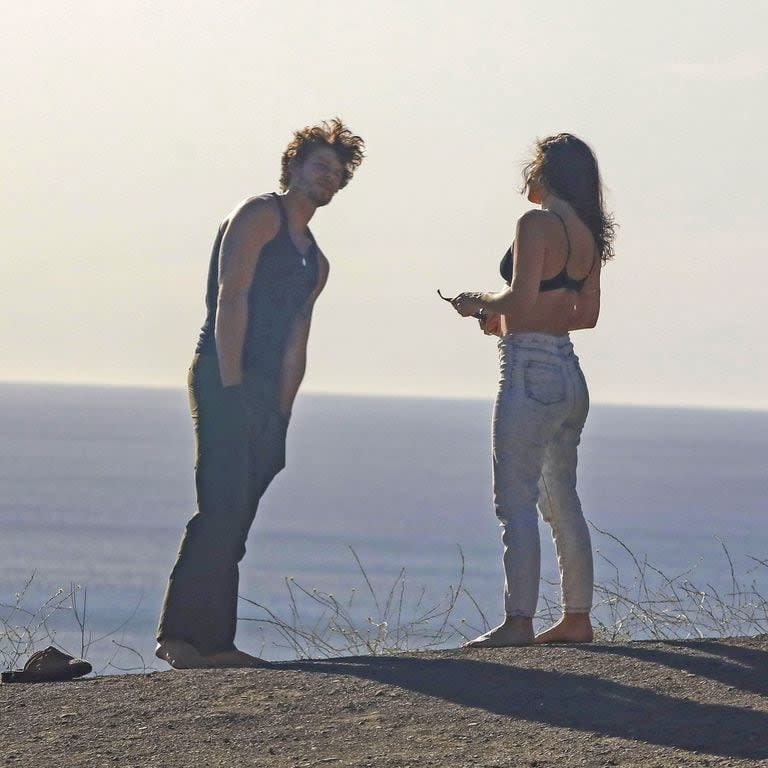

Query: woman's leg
[
  {"left": 534, "top": 367, "right": 594, "bottom": 643},
  {"left": 466, "top": 369, "right": 555, "bottom": 647}
]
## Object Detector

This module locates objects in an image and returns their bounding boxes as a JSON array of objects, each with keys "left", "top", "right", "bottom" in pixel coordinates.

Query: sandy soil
[{"left": 2, "top": 635, "right": 768, "bottom": 767}]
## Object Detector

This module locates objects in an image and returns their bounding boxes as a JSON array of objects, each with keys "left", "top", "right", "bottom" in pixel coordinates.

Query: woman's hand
[
  {"left": 479, "top": 312, "right": 503, "bottom": 337},
  {"left": 452, "top": 292, "right": 484, "bottom": 317}
]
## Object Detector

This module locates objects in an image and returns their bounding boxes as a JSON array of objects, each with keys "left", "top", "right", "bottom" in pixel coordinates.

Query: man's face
[{"left": 290, "top": 146, "right": 345, "bottom": 207}]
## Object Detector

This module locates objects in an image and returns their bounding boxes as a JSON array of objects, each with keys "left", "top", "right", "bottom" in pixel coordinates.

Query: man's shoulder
[
  {"left": 231, "top": 192, "right": 280, "bottom": 219},
  {"left": 224, "top": 193, "right": 282, "bottom": 236}
]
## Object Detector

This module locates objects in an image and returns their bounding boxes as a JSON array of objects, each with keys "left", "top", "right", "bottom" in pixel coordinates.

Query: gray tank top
[{"left": 196, "top": 193, "right": 320, "bottom": 379}]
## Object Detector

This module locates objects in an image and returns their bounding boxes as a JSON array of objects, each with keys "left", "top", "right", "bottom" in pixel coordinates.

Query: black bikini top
[{"left": 499, "top": 210, "right": 596, "bottom": 292}]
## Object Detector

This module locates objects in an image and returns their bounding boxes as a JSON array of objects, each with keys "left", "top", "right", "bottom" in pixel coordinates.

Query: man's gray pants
[{"left": 156, "top": 353, "right": 288, "bottom": 655}]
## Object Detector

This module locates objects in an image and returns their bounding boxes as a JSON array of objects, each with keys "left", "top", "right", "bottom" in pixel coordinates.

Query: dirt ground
[{"left": 2, "top": 635, "right": 768, "bottom": 768}]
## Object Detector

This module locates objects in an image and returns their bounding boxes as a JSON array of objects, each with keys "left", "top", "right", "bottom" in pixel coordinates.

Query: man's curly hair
[{"left": 280, "top": 118, "right": 365, "bottom": 192}]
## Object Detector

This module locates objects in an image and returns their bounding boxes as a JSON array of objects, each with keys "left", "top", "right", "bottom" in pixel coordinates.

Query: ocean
[{"left": 1, "top": 382, "right": 767, "bottom": 672}]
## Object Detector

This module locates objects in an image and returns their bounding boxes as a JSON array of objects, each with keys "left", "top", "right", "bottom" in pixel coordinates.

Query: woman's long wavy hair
[
  {"left": 280, "top": 117, "right": 365, "bottom": 192},
  {"left": 522, "top": 133, "right": 616, "bottom": 263}
]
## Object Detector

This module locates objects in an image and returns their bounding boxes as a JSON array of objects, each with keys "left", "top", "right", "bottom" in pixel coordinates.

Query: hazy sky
[{"left": 3, "top": 1, "right": 767, "bottom": 409}]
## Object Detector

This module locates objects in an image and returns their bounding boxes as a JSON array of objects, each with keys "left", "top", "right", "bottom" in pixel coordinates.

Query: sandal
[{"left": 1, "top": 646, "right": 92, "bottom": 684}]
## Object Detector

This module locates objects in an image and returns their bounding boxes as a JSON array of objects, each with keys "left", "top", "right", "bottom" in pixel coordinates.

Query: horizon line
[{"left": 1, "top": 378, "right": 766, "bottom": 415}]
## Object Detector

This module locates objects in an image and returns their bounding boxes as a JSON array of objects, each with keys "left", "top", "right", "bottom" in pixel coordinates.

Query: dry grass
[
  {"left": 3, "top": 528, "right": 767, "bottom": 670},
  {"left": 0, "top": 573, "right": 148, "bottom": 673},
  {"left": 240, "top": 528, "right": 768, "bottom": 658}
]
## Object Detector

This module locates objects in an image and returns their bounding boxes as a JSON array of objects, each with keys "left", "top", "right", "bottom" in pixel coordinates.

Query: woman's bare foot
[
  {"left": 534, "top": 613, "right": 593, "bottom": 644},
  {"left": 203, "top": 649, "right": 269, "bottom": 668},
  {"left": 155, "top": 640, "right": 212, "bottom": 669},
  {"left": 463, "top": 616, "right": 534, "bottom": 648}
]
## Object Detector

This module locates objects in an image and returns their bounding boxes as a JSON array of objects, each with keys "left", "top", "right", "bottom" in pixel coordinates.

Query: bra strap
[{"left": 549, "top": 210, "right": 572, "bottom": 264}]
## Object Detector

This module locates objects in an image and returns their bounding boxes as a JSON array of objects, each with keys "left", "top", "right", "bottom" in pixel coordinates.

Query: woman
[{"left": 452, "top": 133, "right": 615, "bottom": 646}]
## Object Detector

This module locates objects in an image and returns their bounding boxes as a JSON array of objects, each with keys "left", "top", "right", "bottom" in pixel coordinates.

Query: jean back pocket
[{"left": 524, "top": 360, "right": 566, "bottom": 405}]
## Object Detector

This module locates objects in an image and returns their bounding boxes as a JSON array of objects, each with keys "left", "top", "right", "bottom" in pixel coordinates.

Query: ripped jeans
[{"left": 492, "top": 332, "right": 593, "bottom": 618}]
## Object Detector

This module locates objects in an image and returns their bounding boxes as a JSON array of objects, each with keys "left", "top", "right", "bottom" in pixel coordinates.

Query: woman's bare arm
[{"left": 475, "top": 210, "right": 548, "bottom": 316}]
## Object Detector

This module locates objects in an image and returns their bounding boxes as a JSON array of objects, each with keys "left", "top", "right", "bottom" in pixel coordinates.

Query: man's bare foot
[
  {"left": 463, "top": 616, "right": 534, "bottom": 648},
  {"left": 155, "top": 640, "right": 212, "bottom": 669},
  {"left": 203, "top": 649, "right": 269, "bottom": 668},
  {"left": 534, "top": 613, "right": 593, "bottom": 644}
]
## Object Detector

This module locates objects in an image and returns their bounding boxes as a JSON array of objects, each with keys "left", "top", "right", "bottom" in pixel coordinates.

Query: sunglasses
[{"left": 437, "top": 289, "right": 485, "bottom": 320}]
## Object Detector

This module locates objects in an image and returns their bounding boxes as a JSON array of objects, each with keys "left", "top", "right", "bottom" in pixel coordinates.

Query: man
[{"left": 156, "top": 119, "right": 365, "bottom": 669}]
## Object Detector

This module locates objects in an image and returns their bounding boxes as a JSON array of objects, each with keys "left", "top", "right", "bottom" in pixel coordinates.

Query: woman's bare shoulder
[{"left": 516, "top": 208, "right": 562, "bottom": 240}]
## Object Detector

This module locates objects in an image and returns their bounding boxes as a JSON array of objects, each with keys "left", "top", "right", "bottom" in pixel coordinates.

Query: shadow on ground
[
  {"left": 283, "top": 643, "right": 768, "bottom": 760},
  {"left": 582, "top": 638, "right": 768, "bottom": 698}
]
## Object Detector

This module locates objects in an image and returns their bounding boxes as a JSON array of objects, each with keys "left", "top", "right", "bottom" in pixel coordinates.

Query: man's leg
[
  {"left": 203, "top": 402, "right": 288, "bottom": 667},
  {"left": 156, "top": 356, "right": 258, "bottom": 665}
]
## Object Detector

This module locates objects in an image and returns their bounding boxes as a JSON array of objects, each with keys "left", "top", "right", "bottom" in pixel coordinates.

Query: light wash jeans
[{"left": 492, "top": 332, "right": 593, "bottom": 618}]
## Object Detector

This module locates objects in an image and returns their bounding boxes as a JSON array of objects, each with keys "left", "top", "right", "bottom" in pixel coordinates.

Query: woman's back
[{"left": 501, "top": 204, "right": 601, "bottom": 336}]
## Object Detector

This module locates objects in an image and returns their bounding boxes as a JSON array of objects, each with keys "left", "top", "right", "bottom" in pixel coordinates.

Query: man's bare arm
[
  {"left": 215, "top": 200, "right": 280, "bottom": 387},
  {"left": 277, "top": 253, "right": 330, "bottom": 415}
]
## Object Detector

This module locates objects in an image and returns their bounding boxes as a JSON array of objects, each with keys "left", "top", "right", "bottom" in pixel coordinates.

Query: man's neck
[{"left": 281, "top": 189, "right": 317, "bottom": 231}]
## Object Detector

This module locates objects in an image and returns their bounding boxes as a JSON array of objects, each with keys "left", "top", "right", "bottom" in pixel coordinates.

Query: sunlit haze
[{"left": 3, "top": 2, "right": 767, "bottom": 409}]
